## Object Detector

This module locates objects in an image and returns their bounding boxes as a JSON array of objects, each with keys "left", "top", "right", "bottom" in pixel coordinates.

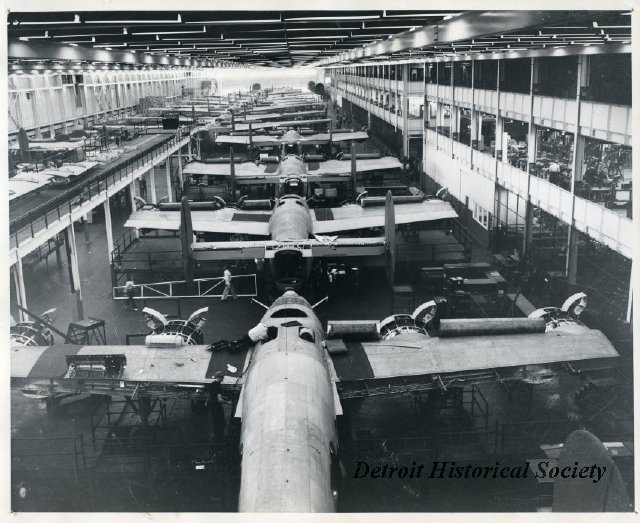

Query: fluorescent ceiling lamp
[
  {"left": 94, "top": 43, "right": 127, "bottom": 47},
  {"left": 13, "top": 14, "right": 79, "bottom": 25},
  {"left": 19, "top": 32, "right": 50, "bottom": 40},
  {"left": 289, "top": 35, "right": 347, "bottom": 40},
  {"left": 53, "top": 33, "right": 124, "bottom": 38},
  {"left": 84, "top": 15, "right": 182, "bottom": 23},
  {"left": 186, "top": 18, "right": 281, "bottom": 24},
  {"left": 363, "top": 25, "right": 416, "bottom": 30},
  {"left": 383, "top": 11, "right": 458, "bottom": 18},
  {"left": 285, "top": 15, "right": 380, "bottom": 21},
  {"left": 133, "top": 27, "right": 206, "bottom": 35},
  {"left": 286, "top": 27, "right": 359, "bottom": 31}
]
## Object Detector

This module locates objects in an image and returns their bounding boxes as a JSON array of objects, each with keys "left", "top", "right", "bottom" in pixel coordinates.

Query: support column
[
  {"left": 522, "top": 57, "right": 536, "bottom": 259},
  {"left": 451, "top": 106, "right": 460, "bottom": 139},
  {"left": 13, "top": 259, "right": 27, "bottom": 321},
  {"left": 566, "top": 226, "right": 579, "bottom": 285},
  {"left": 177, "top": 148, "right": 184, "bottom": 186},
  {"left": 494, "top": 59, "right": 502, "bottom": 162},
  {"left": 627, "top": 262, "right": 633, "bottom": 323},
  {"left": 165, "top": 157, "right": 173, "bottom": 202},
  {"left": 149, "top": 167, "right": 157, "bottom": 204},
  {"left": 128, "top": 183, "right": 139, "bottom": 239},
  {"left": 566, "top": 55, "right": 584, "bottom": 280},
  {"left": 103, "top": 199, "right": 114, "bottom": 264},
  {"left": 402, "top": 96, "right": 409, "bottom": 156},
  {"left": 522, "top": 197, "right": 534, "bottom": 258},
  {"left": 64, "top": 223, "right": 84, "bottom": 321},
  {"left": 495, "top": 115, "right": 504, "bottom": 161},
  {"left": 82, "top": 216, "right": 90, "bottom": 244},
  {"left": 470, "top": 61, "right": 477, "bottom": 165}
]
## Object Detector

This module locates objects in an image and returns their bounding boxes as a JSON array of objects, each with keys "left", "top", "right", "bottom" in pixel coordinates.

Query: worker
[
  {"left": 205, "top": 371, "right": 227, "bottom": 442},
  {"left": 248, "top": 322, "right": 268, "bottom": 342},
  {"left": 548, "top": 161, "right": 561, "bottom": 185},
  {"left": 221, "top": 266, "right": 238, "bottom": 301},
  {"left": 124, "top": 281, "right": 138, "bottom": 311}
]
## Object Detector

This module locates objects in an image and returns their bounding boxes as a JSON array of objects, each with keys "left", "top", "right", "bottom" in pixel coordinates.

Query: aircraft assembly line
[{"left": 7, "top": 9, "right": 635, "bottom": 515}]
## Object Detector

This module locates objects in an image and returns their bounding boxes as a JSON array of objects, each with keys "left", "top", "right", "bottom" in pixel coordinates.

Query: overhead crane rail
[{"left": 9, "top": 124, "right": 195, "bottom": 253}]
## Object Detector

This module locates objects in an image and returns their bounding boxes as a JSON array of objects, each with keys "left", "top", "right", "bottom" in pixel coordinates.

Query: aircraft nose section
[{"left": 283, "top": 290, "right": 298, "bottom": 297}]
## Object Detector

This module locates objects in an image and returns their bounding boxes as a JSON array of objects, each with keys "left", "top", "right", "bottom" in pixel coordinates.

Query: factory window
[
  {"left": 473, "top": 203, "right": 490, "bottom": 230},
  {"left": 473, "top": 60, "right": 498, "bottom": 90},
  {"left": 438, "top": 63, "right": 452, "bottom": 85},
  {"left": 425, "top": 63, "right": 437, "bottom": 84},
  {"left": 499, "top": 58, "right": 531, "bottom": 94},
  {"left": 74, "top": 83, "right": 83, "bottom": 108},
  {"left": 409, "top": 66, "right": 424, "bottom": 82},
  {"left": 453, "top": 61, "right": 472, "bottom": 88},
  {"left": 535, "top": 56, "right": 578, "bottom": 99},
  {"left": 586, "top": 53, "right": 631, "bottom": 106}
]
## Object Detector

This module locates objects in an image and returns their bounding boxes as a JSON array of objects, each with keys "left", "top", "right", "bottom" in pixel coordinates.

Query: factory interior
[{"left": 7, "top": 7, "right": 635, "bottom": 514}]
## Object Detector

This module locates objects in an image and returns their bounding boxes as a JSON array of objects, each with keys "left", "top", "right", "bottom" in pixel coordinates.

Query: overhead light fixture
[
  {"left": 289, "top": 35, "right": 348, "bottom": 40},
  {"left": 18, "top": 31, "right": 50, "bottom": 41},
  {"left": 13, "top": 14, "right": 80, "bottom": 25},
  {"left": 186, "top": 18, "right": 281, "bottom": 24},
  {"left": 286, "top": 27, "right": 358, "bottom": 31},
  {"left": 286, "top": 15, "right": 380, "bottom": 21},
  {"left": 133, "top": 27, "right": 206, "bottom": 35},
  {"left": 383, "top": 11, "right": 458, "bottom": 18},
  {"left": 53, "top": 33, "right": 123, "bottom": 38},
  {"left": 85, "top": 15, "right": 182, "bottom": 23}
]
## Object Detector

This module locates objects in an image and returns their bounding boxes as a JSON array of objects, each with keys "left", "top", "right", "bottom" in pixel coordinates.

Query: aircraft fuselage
[{"left": 238, "top": 291, "right": 339, "bottom": 512}]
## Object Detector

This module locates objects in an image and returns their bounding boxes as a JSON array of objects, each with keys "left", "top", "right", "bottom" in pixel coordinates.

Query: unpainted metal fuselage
[
  {"left": 266, "top": 155, "right": 315, "bottom": 292},
  {"left": 238, "top": 290, "right": 338, "bottom": 512}
]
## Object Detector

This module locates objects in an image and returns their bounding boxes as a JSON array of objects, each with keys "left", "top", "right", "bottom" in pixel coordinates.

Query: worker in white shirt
[
  {"left": 221, "top": 266, "right": 238, "bottom": 301},
  {"left": 548, "top": 161, "right": 561, "bottom": 185}
]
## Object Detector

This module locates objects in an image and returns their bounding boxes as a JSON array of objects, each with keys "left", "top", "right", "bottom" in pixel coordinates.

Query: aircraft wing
[
  {"left": 125, "top": 208, "right": 271, "bottom": 236},
  {"left": 328, "top": 328, "right": 619, "bottom": 399},
  {"left": 9, "top": 177, "right": 52, "bottom": 200},
  {"left": 10, "top": 343, "right": 250, "bottom": 398},
  {"left": 306, "top": 157, "right": 402, "bottom": 176},
  {"left": 235, "top": 118, "right": 330, "bottom": 131},
  {"left": 299, "top": 131, "right": 369, "bottom": 145},
  {"left": 184, "top": 161, "right": 274, "bottom": 180},
  {"left": 191, "top": 236, "right": 386, "bottom": 261},
  {"left": 311, "top": 200, "right": 457, "bottom": 234},
  {"left": 215, "top": 135, "right": 281, "bottom": 147}
]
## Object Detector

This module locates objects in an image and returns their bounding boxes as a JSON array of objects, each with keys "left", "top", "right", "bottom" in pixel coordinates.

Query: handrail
[{"left": 112, "top": 273, "right": 257, "bottom": 299}]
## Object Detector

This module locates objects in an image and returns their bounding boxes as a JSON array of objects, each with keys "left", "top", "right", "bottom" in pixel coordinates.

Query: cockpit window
[
  {"left": 270, "top": 308, "right": 308, "bottom": 318},
  {"left": 299, "top": 327, "right": 315, "bottom": 343}
]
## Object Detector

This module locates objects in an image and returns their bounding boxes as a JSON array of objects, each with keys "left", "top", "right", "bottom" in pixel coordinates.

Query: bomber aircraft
[{"left": 10, "top": 290, "right": 619, "bottom": 511}]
